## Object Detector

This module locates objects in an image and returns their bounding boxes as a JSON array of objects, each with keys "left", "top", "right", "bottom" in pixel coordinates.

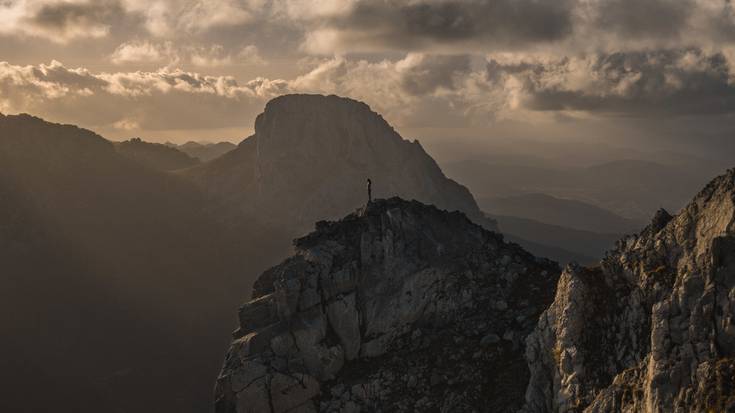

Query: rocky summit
[
  {"left": 187, "top": 94, "right": 492, "bottom": 234},
  {"left": 523, "top": 168, "right": 735, "bottom": 412},
  {"left": 215, "top": 167, "right": 735, "bottom": 413},
  {"left": 215, "top": 197, "right": 559, "bottom": 413}
]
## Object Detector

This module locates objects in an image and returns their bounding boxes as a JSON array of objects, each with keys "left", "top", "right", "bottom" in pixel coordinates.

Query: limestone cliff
[
  {"left": 186, "top": 94, "right": 493, "bottom": 234},
  {"left": 215, "top": 198, "right": 558, "bottom": 412},
  {"left": 523, "top": 169, "right": 735, "bottom": 412}
]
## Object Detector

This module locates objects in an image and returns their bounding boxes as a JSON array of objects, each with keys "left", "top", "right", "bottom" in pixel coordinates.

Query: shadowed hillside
[
  {"left": 115, "top": 137, "right": 200, "bottom": 171},
  {"left": 168, "top": 141, "right": 238, "bottom": 162},
  {"left": 0, "top": 114, "right": 289, "bottom": 413}
]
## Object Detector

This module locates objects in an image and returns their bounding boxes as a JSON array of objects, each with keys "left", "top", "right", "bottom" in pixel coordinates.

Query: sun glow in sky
[{"left": 1, "top": 0, "right": 735, "bottom": 150}]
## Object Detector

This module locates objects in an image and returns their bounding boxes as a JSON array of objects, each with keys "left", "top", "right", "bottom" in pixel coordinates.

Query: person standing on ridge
[{"left": 367, "top": 178, "right": 372, "bottom": 203}]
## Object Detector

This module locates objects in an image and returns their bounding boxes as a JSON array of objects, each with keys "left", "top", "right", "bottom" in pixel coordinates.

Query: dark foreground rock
[
  {"left": 215, "top": 198, "right": 559, "bottom": 412},
  {"left": 523, "top": 169, "right": 735, "bottom": 412}
]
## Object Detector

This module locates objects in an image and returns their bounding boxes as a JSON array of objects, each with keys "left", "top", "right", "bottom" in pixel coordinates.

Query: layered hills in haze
[
  {"left": 444, "top": 159, "right": 714, "bottom": 222},
  {"left": 166, "top": 141, "right": 237, "bottom": 162},
  {"left": 0, "top": 114, "right": 286, "bottom": 413},
  {"left": 115, "top": 137, "right": 200, "bottom": 171},
  {"left": 480, "top": 193, "right": 643, "bottom": 234}
]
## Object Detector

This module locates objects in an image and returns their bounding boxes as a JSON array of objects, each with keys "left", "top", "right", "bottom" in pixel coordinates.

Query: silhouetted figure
[{"left": 367, "top": 178, "right": 372, "bottom": 203}]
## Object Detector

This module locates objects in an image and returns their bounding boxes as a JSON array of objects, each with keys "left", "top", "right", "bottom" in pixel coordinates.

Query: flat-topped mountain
[
  {"left": 215, "top": 198, "right": 559, "bottom": 412},
  {"left": 186, "top": 94, "right": 492, "bottom": 234}
]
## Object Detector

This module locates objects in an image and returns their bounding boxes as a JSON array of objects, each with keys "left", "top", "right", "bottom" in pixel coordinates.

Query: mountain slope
[
  {"left": 523, "top": 168, "right": 735, "bottom": 412},
  {"left": 215, "top": 198, "right": 560, "bottom": 412},
  {"left": 480, "top": 193, "right": 643, "bottom": 234},
  {"left": 0, "top": 113, "right": 286, "bottom": 413},
  {"left": 444, "top": 159, "right": 713, "bottom": 222},
  {"left": 185, "top": 94, "right": 493, "bottom": 235},
  {"left": 171, "top": 141, "right": 238, "bottom": 162},
  {"left": 115, "top": 137, "right": 200, "bottom": 171},
  {"left": 491, "top": 214, "right": 619, "bottom": 263}
]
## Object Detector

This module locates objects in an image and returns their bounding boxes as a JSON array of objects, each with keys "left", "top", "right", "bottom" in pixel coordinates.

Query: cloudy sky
[{"left": 2, "top": 0, "right": 735, "bottom": 152}]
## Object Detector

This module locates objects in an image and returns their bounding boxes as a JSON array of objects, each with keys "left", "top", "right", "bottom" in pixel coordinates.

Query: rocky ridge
[
  {"left": 523, "top": 168, "right": 735, "bottom": 412},
  {"left": 215, "top": 198, "right": 559, "bottom": 412}
]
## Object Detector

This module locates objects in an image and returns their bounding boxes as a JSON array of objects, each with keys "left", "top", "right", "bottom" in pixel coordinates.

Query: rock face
[
  {"left": 523, "top": 168, "right": 735, "bottom": 412},
  {"left": 187, "top": 94, "right": 492, "bottom": 234},
  {"left": 215, "top": 198, "right": 559, "bottom": 412}
]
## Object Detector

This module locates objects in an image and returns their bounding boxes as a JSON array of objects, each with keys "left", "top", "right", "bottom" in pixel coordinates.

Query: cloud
[
  {"left": 594, "top": 0, "right": 692, "bottom": 40},
  {"left": 111, "top": 41, "right": 178, "bottom": 65},
  {"left": 0, "top": 0, "right": 124, "bottom": 42},
  {"left": 189, "top": 44, "right": 266, "bottom": 67},
  {"left": 0, "top": 60, "right": 287, "bottom": 132},
  {"left": 498, "top": 49, "right": 735, "bottom": 116},
  {"left": 289, "top": 48, "right": 735, "bottom": 125},
  {"left": 289, "top": 54, "right": 512, "bottom": 127},
  {"left": 110, "top": 41, "right": 266, "bottom": 67},
  {"left": 299, "top": 0, "right": 576, "bottom": 54},
  {"left": 292, "top": 0, "right": 735, "bottom": 56},
  {"left": 238, "top": 45, "right": 266, "bottom": 65},
  {"left": 3, "top": 44, "right": 735, "bottom": 140},
  {"left": 119, "top": 0, "right": 268, "bottom": 37}
]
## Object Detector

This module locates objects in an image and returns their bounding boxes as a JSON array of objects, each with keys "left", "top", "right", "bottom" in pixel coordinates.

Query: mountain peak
[
  {"left": 216, "top": 196, "right": 558, "bottom": 412},
  {"left": 262, "top": 94, "right": 375, "bottom": 114},
  {"left": 187, "top": 94, "right": 491, "bottom": 234}
]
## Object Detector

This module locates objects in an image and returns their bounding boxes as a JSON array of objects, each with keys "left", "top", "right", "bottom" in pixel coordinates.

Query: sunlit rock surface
[{"left": 523, "top": 169, "right": 735, "bottom": 412}]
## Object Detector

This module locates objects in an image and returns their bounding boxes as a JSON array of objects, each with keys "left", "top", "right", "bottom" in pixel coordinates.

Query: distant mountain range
[
  {"left": 490, "top": 214, "right": 620, "bottom": 265},
  {"left": 480, "top": 193, "right": 643, "bottom": 234},
  {"left": 166, "top": 141, "right": 237, "bottom": 162},
  {"left": 443, "top": 158, "right": 715, "bottom": 221},
  {"left": 115, "top": 138, "right": 200, "bottom": 171},
  {"left": 0, "top": 114, "right": 287, "bottom": 413}
]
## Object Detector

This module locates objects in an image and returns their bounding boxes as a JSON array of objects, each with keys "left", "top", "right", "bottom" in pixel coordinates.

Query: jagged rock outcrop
[
  {"left": 215, "top": 198, "right": 559, "bottom": 412},
  {"left": 186, "top": 94, "right": 493, "bottom": 233},
  {"left": 523, "top": 168, "right": 735, "bottom": 412}
]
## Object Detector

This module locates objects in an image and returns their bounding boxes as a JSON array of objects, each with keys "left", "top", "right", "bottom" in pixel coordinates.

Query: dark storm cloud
[
  {"left": 595, "top": 0, "right": 692, "bottom": 39},
  {"left": 515, "top": 49, "right": 735, "bottom": 116},
  {"left": 364, "top": 0, "right": 574, "bottom": 43},
  {"left": 24, "top": 0, "right": 125, "bottom": 41},
  {"left": 303, "top": 0, "right": 576, "bottom": 53}
]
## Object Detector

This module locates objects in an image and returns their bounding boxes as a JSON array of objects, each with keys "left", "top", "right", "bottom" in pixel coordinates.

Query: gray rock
[
  {"left": 215, "top": 198, "right": 559, "bottom": 413},
  {"left": 522, "top": 169, "right": 735, "bottom": 413},
  {"left": 326, "top": 293, "right": 361, "bottom": 360},
  {"left": 480, "top": 333, "right": 501, "bottom": 345}
]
